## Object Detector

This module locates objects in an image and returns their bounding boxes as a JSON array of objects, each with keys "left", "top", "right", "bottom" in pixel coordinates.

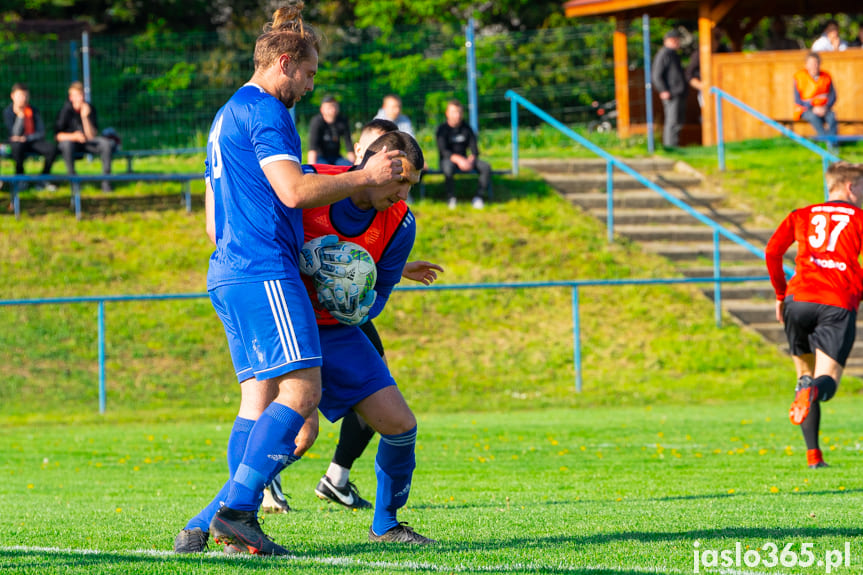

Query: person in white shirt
[{"left": 811, "top": 20, "right": 847, "bottom": 52}]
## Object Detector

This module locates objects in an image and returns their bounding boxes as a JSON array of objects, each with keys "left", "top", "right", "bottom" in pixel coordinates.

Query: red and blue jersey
[
  {"left": 206, "top": 83, "right": 304, "bottom": 290},
  {"left": 302, "top": 164, "right": 415, "bottom": 325}
]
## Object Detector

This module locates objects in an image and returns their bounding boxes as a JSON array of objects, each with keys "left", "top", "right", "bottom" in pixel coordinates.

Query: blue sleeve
[
  {"left": 793, "top": 80, "right": 808, "bottom": 108},
  {"left": 826, "top": 83, "right": 837, "bottom": 109},
  {"left": 367, "top": 211, "right": 416, "bottom": 321},
  {"left": 250, "top": 98, "right": 302, "bottom": 165}
]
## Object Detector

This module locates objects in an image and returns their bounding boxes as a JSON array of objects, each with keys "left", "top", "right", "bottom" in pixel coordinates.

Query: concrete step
[
  {"left": 724, "top": 301, "right": 777, "bottom": 324},
  {"left": 640, "top": 241, "right": 792, "bottom": 262},
  {"left": 566, "top": 190, "right": 725, "bottom": 210},
  {"left": 614, "top": 224, "right": 774, "bottom": 244},
  {"left": 520, "top": 157, "right": 677, "bottom": 174},
  {"left": 545, "top": 172, "right": 703, "bottom": 194},
  {"left": 594, "top": 207, "right": 750, "bottom": 226},
  {"left": 680, "top": 265, "right": 771, "bottom": 279},
  {"left": 702, "top": 283, "right": 776, "bottom": 301}
]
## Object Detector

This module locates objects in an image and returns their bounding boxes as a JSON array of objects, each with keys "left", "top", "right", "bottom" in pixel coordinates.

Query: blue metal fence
[
  {"left": 710, "top": 87, "right": 841, "bottom": 199},
  {"left": 0, "top": 276, "right": 770, "bottom": 413}
]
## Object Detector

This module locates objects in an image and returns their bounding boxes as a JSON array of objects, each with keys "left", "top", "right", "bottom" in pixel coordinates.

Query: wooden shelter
[{"left": 563, "top": 0, "right": 863, "bottom": 145}]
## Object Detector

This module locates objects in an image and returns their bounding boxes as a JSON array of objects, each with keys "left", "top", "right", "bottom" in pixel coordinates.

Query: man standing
[
  {"left": 794, "top": 52, "right": 838, "bottom": 142},
  {"left": 307, "top": 95, "right": 355, "bottom": 165},
  {"left": 436, "top": 99, "right": 491, "bottom": 210},
  {"left": 3, "top": 83, "right": 57, "bottom": 189},
  {"left": 652, "top": 29, "right": 687, "bottom": 148},
  {"left": 766, "top": 162, "right": 863, "bottom": 469},
  {"left": 174, "top": 3, "right": 404, "bottom": 556}
]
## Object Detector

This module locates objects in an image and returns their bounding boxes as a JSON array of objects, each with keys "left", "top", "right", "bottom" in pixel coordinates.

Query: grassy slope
[{"left": 2, "top": 401, "right": 863, "bottom": 574}]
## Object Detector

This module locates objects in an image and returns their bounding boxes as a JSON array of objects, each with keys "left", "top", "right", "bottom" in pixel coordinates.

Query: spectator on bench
[
  {"left": 793, "top": 52, "right": 837, "bottom": 143},
  {"left": 374, "top": 94, "right": 415, "bottom": 136},
  {"left": 811, "top": 19, "right": 847, "bottom": 52},
  {"left": 436, "top": 99, "right": 491, "bottom": 210},
  {"left": 55, "top": 81, "right": 115, "bottom": 192},
  {"left": 307, "top": 95, "right": 355, "bottom": 166},
  {"left": 3, "top": 83, "right": 58, "bottom": 191}
]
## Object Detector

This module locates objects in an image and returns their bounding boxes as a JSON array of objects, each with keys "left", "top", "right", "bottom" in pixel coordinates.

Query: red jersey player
[{"left": 766, "top": 162, "right": 863, "bottom": 468}]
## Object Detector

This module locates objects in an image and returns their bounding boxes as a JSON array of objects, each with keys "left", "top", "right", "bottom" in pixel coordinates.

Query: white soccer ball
[{"left": 313, "top": 241, "right": 377, "bottom": 306}]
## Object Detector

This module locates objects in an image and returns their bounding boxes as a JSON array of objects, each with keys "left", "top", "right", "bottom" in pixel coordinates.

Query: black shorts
[
  {"left": 783, "top": 297, "right": 856, "bottom": 366},
  {"left": 359, "top": 320, "right": 385, "bottom": 357}
]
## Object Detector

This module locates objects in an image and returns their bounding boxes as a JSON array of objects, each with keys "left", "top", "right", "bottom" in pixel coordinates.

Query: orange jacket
[{"left": 793, "top": 69, "right": 833, "bottom": 121}]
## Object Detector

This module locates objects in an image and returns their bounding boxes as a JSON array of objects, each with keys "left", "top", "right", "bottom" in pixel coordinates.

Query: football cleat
[
  {"left": 262, "top": 474, "right": 292, "bottom": 514},
  {"left": 369, "top": 522, "right": 436, "bottom": 545},
  {"left": 210, "top": 506, "right": 290, "bottom": 556},
  {"left": 314, "top": 475, "right": 373, "bottom": 509},
  {"left": 807, "top": 448, "right": 829, "bottom": 469},
  {"left": 789, "top": 376, "right": 818, "bottom": 425},
  {"left": 173, "top": 527, "right": 209, "bottom": 554}
]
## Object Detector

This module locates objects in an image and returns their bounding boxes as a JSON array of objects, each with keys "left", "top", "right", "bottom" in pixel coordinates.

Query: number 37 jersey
[{"left": 766, "top": 200, "right": 863, "bottom": 311}]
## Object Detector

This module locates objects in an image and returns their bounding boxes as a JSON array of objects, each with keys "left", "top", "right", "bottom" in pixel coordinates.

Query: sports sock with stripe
[
  {"left": 225, "top": 403, "right": 305, "bottom": 512},
  {"left": 801, "top": 400, "right": 821, "bottom": 451},
  {"left": 331, "top": 410, "right": 376, "bottom": 484},
  {"left": 372, "top": 426, "right": 417, "bottom": 536},
  {"left": 185, "top": 416, "right": 254, "bottom": 531}
]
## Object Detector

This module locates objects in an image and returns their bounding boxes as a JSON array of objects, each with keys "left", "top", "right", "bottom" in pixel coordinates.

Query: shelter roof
[{"left": 564, "top": 0, "right": 861, "bottom": 22}]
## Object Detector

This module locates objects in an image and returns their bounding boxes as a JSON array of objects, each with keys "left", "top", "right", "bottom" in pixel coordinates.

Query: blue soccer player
[
  {"left": 298, "top": 129, "right": 436, "bottom": 544},
  {"left": 173, "top": 3, "right": 405, "bottom": 556}
]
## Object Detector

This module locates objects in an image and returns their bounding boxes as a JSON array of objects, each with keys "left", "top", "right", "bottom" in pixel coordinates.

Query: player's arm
[
  {"left": 367, "top": 217, "right": 417, "bottom": 321},
  {"left": 765, "top": 213, "right": 796, "bottom": 322},
  {"left": 402, "top": 260, "right": 444, "bottom": 285},
  {"left": 205, "top": 178, "right": 216, "bottom": 246},
  {"left": 262, "top": 147, "right": 404, "bottom": 209}
]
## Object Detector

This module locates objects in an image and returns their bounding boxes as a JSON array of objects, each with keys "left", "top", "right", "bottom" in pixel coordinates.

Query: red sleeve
[{"left": 765, "top": 211, "right": 796, "bottom": 301}]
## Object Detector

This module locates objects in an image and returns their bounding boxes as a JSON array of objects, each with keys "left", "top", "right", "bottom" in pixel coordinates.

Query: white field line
[{"left": 2, "top": 545, "right": 787, "bottom": 575}]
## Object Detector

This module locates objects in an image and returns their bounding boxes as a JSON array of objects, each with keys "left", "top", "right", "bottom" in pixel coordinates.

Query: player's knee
[
  {"left": 814, "top": 375, "right": 837, "bottom": 402},
  {"left": 393, "top": 411, "right": 417, "bottom": 436}
]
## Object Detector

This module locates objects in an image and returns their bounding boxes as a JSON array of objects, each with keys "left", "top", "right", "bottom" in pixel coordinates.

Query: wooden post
[
  {"left": 613, "top": 18, "right": 631, "bottom": 139},
  {"left": 699, "top": 1, "right": 715, "bottom": 146}
]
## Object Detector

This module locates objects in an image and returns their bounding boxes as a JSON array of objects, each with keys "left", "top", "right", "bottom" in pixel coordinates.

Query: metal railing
[
  {"left": 0, "top": 275, "right": 770, "bottom": 413},
  {"left": 505, "top": 90, "right": 793, "bottom": 282},
  {"left": 1, "top": 172, "right": 201, "bottom": 219},
  {"left": 710, "top": 86, "right": 840, "bottom": 199}
]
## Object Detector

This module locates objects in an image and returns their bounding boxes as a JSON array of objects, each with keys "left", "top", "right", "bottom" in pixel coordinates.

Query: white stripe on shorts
[
  {"left": 264, "top": 280, "right": 295, "bottom": 363},
  {"left": 273, "top": 280, "right": 302, "bottom": 360}
]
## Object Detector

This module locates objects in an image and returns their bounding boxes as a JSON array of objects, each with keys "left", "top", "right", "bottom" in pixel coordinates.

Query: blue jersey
[{"left": 206, "top": 83, "right": 304, "bottom": 290}]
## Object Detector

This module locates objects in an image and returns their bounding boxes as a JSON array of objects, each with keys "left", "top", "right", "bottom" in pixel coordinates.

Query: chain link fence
[{"left": 0, "top": 21, "right": 627, "bottom": 150}]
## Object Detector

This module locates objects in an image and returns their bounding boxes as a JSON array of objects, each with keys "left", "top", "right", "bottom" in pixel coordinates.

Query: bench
[
  {"left": 1, "top": 145, "right": 206, "bottom": 174},
  {"left": 418, "top": 168, "right": 511, "bottom": 199},
  {"left": 1, "top": 172, "right": 201, "bottom": 220}
]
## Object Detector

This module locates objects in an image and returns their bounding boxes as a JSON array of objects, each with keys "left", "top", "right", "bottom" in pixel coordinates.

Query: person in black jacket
[
  {"left": 652, "top": 29, "right": 687, "bottom": 148},
  {"left": 55, "top": 82, "right": 115, "bottom": 192},
  {"left": 436, "top": 100, "right": 491, "bottom": 209},
  {"left": 3, "top": 83, "right": 57, "bottom": 189},
  {"left": 307, "top": 95, "right": 355, "bottom": 166}
]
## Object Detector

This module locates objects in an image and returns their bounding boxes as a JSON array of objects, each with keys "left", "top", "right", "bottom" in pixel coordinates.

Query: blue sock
[
  {"left": 224, "top": 403, "right": 305, "bottom": 511},
  {"left": 184, "top": 417, "right": 254, "bottom": 531},
  {"left": 372, "top": 426, "right": 417, "bottom": 536}
]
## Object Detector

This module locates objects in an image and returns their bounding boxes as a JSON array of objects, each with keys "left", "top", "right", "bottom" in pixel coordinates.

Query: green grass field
[
  {"left": 4, "top": 133, "right": 863, "bottom": 573},
  {"left": 3, "top": 401, "right": 863, "bottom": 574}
]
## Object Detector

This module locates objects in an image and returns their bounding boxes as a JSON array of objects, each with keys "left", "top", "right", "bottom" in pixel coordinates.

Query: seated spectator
[
  {"left": 793, "top": 52, "right": 837, "bottom": 142},
  {"left": 436, "top": 99, "right": 491, "bottom": 210},
  {"left": 374, "top": 94, "right": 415, "bottom": 136},
  {"left": 765, "top": 18, "right": 802, "bottom": 51},
  {"left": 307, "top": 95, "right": 355, "bottom": 166},
  {"left": 55, "top": 81, "right": 115, "bottom": 192},
  {"left": 3, "top": 83, "right": 58, "bottom": 190},
  {"left": 811, "top": 20, "right": 847, "bottom": 52}
]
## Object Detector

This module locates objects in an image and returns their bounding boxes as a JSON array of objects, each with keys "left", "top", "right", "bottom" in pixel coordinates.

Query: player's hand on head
[{"left": 363, "top": 145, "right": 405, "bottom": 186}]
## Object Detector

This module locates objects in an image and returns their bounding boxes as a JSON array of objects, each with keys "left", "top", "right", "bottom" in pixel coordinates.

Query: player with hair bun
[
  {"left": 173, "top": 1, "right": 405, "bottom": 556},
  {"left": 766, "top": 162, "right": 863, "bottom": 469}
]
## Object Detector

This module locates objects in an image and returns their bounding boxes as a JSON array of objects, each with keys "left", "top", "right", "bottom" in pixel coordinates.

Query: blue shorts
[
  {"left": 210, "top": 278, "right": 322, "bottom": 382},
  {"left": 318, "top": 324, "right": 396, "bottom": 422}
]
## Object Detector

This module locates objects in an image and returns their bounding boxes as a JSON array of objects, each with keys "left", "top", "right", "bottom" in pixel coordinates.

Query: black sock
[
  {"left": 332, "top": 409, "right": 377, "bottom": 469},
  {"left": 801, "top": 400, "right": 821, "bottom": 450}
]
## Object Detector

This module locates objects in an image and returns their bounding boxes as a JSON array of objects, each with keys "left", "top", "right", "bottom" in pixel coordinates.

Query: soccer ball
[{"left": 313, "top": 240, "right": 377, "bottom": 306}]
